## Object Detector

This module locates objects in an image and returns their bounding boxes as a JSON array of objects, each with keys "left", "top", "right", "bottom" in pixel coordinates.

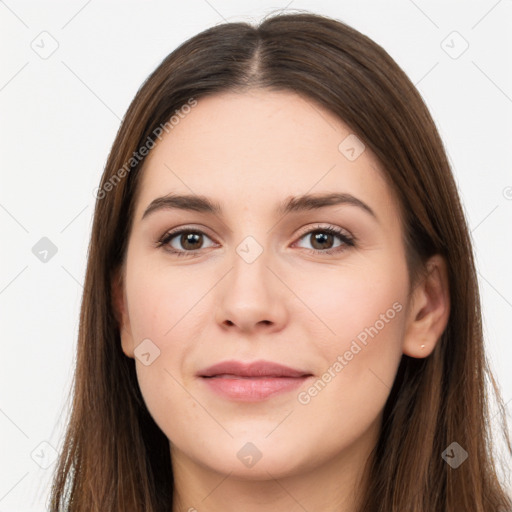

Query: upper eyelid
[
  {"left": 297, "top": 223, "right": 351, "bottom": 237},
  {"left": 160, "top": 225, "right": 217, "bottom": 243}
]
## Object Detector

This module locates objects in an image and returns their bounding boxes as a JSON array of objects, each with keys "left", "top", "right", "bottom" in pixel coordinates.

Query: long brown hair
[{"left": 49, "top": 11, "right": 512, "bottom": 511}]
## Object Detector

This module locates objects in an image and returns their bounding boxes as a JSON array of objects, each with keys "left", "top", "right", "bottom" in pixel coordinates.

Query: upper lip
[{"left": 198, "top": 360, "right": 312, "bottom": 378}]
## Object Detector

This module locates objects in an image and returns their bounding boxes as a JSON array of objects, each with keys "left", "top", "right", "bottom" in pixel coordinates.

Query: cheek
[
  {"left": 302, "top": 257, "right": 407, "bottom": 353},
  {"left": 293, "top": 259, "right": 408, "bottom": 413},
  {"left": 125, "top": 258, "right": 204, "bottom": 344},
  {"left": 123, "top": 262, "right": 213, "bottom": 435}
]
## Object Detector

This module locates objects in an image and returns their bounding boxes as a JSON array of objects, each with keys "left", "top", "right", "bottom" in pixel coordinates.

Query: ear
[
  {"left": 111, "top": 266, "right": 135, "bottom": 359},
  {"left": 402, "top": 254, "right": 450, "bottom": 358}
]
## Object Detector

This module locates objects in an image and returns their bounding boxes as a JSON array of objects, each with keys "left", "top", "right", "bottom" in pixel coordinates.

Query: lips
[
  {"left": 198, "top": 360, "right": 311, "bottom": 378},
  {"left": 198, "top": 360, "right": 313, "bottom": 401}
]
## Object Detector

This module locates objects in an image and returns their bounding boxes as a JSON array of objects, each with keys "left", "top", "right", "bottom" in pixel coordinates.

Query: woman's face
[{"left": 116, "top": 89, "right": 413, "bottom": 480}]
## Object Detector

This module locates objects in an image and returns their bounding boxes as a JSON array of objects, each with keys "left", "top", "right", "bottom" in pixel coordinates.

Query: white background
[{"left": 1, "top": 1, "right": 511, "bottom": 510}]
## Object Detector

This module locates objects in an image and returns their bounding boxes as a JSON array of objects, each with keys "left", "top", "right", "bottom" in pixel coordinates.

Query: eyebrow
[{"left": 141, "top": 192, "right": 377, "bottom": 222}]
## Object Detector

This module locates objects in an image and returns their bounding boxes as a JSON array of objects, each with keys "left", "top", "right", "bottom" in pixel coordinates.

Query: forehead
[{"left": 135, "top": 89, "right": 397, "bottom": 221}]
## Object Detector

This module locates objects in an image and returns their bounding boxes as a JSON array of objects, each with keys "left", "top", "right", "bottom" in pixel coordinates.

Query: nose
[{"left": 214, "top": 243, "right": 288, "bottom": 334}]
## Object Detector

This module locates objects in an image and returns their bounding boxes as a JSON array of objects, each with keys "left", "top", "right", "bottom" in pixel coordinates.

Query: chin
[{"left": 193, "top": 437, "right": 311, "bottom": 479}]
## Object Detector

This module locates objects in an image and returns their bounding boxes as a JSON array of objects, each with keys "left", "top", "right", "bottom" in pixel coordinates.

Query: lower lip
[{"left": 201, "top": 375, "right": 311, "bottom": 401}]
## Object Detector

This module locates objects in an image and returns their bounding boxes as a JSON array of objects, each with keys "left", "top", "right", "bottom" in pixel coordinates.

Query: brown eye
[
  {"left": 178, "top": 232, "right": 203, "bottom": 250},
  {"left": 295, "top": 225, "right": 355, "bottom": 255},
  {"left": 309, "top": 231, "right": 336, "bottom": 250},
  {"left": 158, "top": 229, "right": 216, "bottom": 255}
]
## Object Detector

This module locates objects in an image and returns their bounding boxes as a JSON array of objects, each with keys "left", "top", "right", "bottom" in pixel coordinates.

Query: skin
[{"left": 113, "top": 89, "right": 450, "bottom": 512}]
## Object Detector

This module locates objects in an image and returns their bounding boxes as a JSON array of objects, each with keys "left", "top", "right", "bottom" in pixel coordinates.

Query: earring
[{"left": 420, "top": 344, "right": 425, "bottom": 349}]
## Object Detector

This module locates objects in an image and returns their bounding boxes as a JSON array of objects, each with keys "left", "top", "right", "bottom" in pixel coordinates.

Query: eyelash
[{"left": 156, "top": 224, "right": 355, "bottom": 258}]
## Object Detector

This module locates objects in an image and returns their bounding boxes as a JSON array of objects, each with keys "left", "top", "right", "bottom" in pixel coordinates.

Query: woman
[{"left": 49, "top": 11, "right": 512, "bottom": 512}]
